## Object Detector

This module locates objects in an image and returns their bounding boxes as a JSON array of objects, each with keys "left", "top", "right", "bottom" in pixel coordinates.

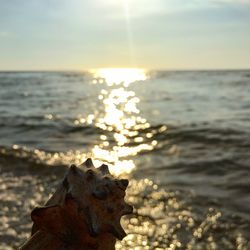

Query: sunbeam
[{"left": 122, "top": 0, "right": 136, "bottom": 67}]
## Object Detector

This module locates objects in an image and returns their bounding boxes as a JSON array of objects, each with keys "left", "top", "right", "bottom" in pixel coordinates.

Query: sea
[{"left": 0, "top": 69, "right": 249, "bottom": 249}]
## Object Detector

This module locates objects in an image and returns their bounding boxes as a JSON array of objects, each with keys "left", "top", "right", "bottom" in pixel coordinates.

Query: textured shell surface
[
  {"left": 64, "top": 159, "right": 133, "bottom": 240},
  {"left": 30, "top": 158, "right": 133, "bottom": 243}
]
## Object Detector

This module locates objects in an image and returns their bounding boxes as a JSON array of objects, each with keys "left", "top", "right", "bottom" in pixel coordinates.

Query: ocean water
[{"left": 0, "top": 69, "right": 250, "bottom": 249}]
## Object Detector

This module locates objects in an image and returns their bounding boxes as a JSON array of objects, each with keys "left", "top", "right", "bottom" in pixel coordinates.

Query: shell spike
[
  {"left": 110, "top": 222, "right": 126, "bottom": 240},
  {"left": 69, "top": 164, "right": 78, "bottom": 173},
  {"left": 99, "top": 164, "right": 110, "bottom": 175},
  {"left": 116, "top": 179, "right": 129, "bottom": 190},
  {"left": 121, "top": 203, "right": 133, "bottom": 215},
  {"left": 84, "top": 158, "right": 94, "bottom": 168},
  {"left": 120, "top": 179, "right": 129, "bottom": 188}
]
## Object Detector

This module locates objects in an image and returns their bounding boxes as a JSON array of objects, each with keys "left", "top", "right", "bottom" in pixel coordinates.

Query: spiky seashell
[
  {"left": 63, "top": 159, "right": 133, "bottom": 239},
  {"left": 22, "top": 159, "right": 133, "bottom": 250}
]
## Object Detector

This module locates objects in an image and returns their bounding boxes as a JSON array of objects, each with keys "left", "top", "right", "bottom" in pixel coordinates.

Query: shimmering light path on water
[{"left": 88, "top": 68, "right": 160, "bottom": 175}]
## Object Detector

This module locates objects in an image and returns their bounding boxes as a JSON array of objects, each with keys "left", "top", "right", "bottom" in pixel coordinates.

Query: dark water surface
[{"left": 0, "top": 69, "right": 250, "bottom": 249}]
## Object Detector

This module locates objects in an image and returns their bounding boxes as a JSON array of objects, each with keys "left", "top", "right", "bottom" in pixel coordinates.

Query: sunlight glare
[
  {"left": 91, "top": 68, "right": 147, "bottom": 86},
  {"left": 86, "top": 68, "right": 162, "bottom": 176}
]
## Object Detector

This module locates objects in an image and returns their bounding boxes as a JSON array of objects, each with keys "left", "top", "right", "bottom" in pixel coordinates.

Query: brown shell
[
  {"left": 63, "top": 159, "right": 133, "bottom": 239},
  {"left": 24, "top": 159, "right": 133, "bottom": 249}
]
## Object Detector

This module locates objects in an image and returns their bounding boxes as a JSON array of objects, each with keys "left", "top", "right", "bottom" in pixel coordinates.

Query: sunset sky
[{"left": 0, "top": 0, "right": 249, "bottom": 70}]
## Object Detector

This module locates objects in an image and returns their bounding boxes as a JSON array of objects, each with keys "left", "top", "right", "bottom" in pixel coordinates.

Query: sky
[{"left": 0, "top": 0, "right": 249, "bottom": 70}]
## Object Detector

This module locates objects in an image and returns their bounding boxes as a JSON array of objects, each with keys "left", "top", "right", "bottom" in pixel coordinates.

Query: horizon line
[{"left": 0, "top": 67, "right": 249, "bottom": 73}]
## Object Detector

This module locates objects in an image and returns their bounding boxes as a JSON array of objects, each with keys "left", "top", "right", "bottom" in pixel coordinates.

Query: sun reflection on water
[
  {"left": 12, "top": 68, "right": 167, "bottom": 176},
  {"left": 88, "top": 68, "right": 156, "bottom": 175},
  {"left": 91, "top": 68, "right": 147, "bottom": 87}
]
